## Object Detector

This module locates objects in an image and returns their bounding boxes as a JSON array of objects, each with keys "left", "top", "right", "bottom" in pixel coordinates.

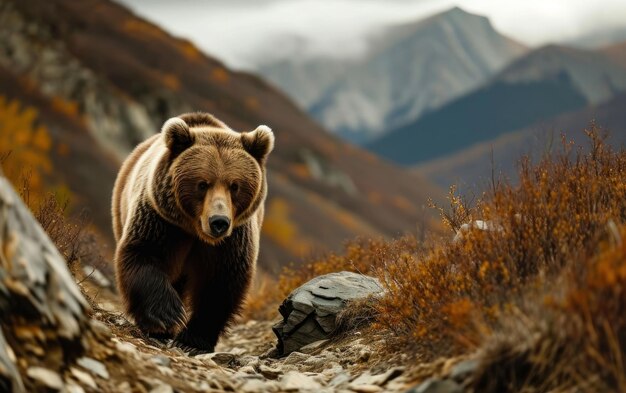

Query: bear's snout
[{"left": 209, "top": 215, "right": 230, "bottom": 237}]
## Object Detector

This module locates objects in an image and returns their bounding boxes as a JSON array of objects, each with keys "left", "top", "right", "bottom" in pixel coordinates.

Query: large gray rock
[
  {"left": 0, "top": 176, "right": 91, "bottom": 392},
  {"left": 273, "top": 272, "right": 383, "bottom": 356}
]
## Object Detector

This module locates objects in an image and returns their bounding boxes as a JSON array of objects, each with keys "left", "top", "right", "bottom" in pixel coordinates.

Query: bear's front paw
[
  {"left": 173, "top": 329, "right": 216, "bottom": 355},
  {"left": 133, "top": 294, "right": 187, "bottom": 335}
]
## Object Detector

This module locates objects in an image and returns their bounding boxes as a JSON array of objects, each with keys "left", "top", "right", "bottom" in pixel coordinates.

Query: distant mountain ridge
[
  {"left": 414, "top": 93, "right": 626, "bottom": 191},
  {"left": 367, "top": 44, "right": 626, "bottom": 165},
  {"left": 257, "top": 7, "right": 527, "bottom": 144}
]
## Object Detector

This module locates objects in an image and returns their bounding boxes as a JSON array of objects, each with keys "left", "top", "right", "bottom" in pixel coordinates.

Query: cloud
[{"left": 118, "top": 0, "right": 626, "bottom": 70}]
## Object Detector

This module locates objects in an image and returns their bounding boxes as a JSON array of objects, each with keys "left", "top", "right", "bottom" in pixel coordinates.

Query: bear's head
[{"left": 160, "top": 115, "right": 274, "bottom": 244}]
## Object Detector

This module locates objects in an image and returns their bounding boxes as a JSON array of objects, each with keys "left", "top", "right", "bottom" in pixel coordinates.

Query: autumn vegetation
[
  {"left": 0, "top": 97, "right": 105, "bottom": 280},
  {"left": 247, "top": 125, "right": 626, "bottom": 391}
]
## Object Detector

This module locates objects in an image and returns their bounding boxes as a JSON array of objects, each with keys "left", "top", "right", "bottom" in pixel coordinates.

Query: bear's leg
[
  {"left": 117, "top": 244, "right": 187, "bottom": 336},
  {"left": 174, "top": 256, "right": 252, "bottom": 354}
]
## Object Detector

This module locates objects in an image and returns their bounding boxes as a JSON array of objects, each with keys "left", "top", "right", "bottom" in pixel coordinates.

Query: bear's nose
[{"left": 209, "top": 215, "right": 230, "bottom": 237}]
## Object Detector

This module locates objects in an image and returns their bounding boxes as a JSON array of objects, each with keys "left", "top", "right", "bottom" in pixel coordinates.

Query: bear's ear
[
  {"left": 241, "top": 125, "right": 274, "bottom": 164},
  {"left": 162, "top": 117, "right": 194, "bottom": 156}
]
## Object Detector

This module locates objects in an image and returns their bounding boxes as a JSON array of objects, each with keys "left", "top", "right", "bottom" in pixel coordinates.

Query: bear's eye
[
  {"left": 230, "top": 182, "right": 239, "bottom": 193},
  {"left": 197, "top": 181, "right": 210, "bottom": 192}
]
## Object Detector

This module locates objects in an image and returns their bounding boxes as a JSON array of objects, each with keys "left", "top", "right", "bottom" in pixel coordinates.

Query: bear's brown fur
[{"left": 111, "top": 112, "right": 274, "bottom": 353}]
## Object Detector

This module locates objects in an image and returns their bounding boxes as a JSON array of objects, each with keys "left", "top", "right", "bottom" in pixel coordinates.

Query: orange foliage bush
[
  {"left": 0, "top": 96, "right": 54, "bottom": 195},
  {"left": 211, "top": 67, "right": 230, "bottom": 84},
  {"left": 261, "top": 197, "right": 313, "bottom": 258},
  {"left": 244, "top": 235, "right": 417, "bottom": 320},
  {"left": 375, "top": 127, "right": 626, "bottom": 357}
]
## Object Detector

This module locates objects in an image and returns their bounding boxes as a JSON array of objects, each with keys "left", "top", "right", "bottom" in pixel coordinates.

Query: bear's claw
[
  {"left": 134, "top": 294, "right": 187, "bottom": 335},
  {"left": 172, "top": 328, "right": 216, "bottom": 355}
]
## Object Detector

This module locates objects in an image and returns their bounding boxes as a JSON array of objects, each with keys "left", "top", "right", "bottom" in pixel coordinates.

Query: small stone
[
  {"left": 65, "top": 384, "right": 86, "bottom": 393},
  {"left": 329, "top": 372, "right": 351, "bottom": 387},
  {"left": 70, "top": 367, "right": 97, "bottom": 389},
  {"left": 283, "top": 351, "right": 309, "bottom": 365},
  {"left": 239, "top": 365, "right": 257, "bottom": 375},
  {"left": 406, "top": 378, "right": 463, "bottom": 393},
  {"left": 240, "top": 379, "right": 277, "bottom": 393},
  {"left": 449, "top": 359, "right": 478, "bottom": 382},
  {"left": 157, "top": 366, "right": 174, "bottom": 377},
  {"left": 115, "top": 341, "right": 139, "bottom": 357},
  {"left": 321, "top": 364, "right": 344, "bottom": 379},
  {"left": 369, "top": 367, "right": 404, "bottom": 386},
  {"left": 259, "top": 364, "right": 282, "bottom": 379},
  {"left": 196, "top": 352, "right": 236, "bottom": 366},
  {"left": 149, "top": 384, "right": 174, "bottom": 393},
  {"left": 358, "top": 348, "right": 372, "bottom": 362},
  {"left": 27, "top": 367, "right": 63, "bottom": 390},
  {"left": 302, "top": 355, "right": 328, "bottom": 369},
  {"left": 89, "top": 319, "right": 112, "bottom": 336},
  {"left": 239, "top": 355, "right": 260, "bottom": 368},
  {"left": 281, "top": 371, "right": 322, "bottom": 391},
  {"left": 150, "top": 355, "right": 171, "bottom": 368},
  {"left": 349, "top": 384, "right": 382, "bottom": 393},
  {"left": 77, "top": 357, "right": 109, "bottom": 379},
  {"left": 230, "top": 347, "right": 247, "bottom": 356}
]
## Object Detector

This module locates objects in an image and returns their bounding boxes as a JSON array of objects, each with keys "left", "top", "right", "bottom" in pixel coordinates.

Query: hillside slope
[
  {"left": 260, "top": 7, "right": 526, "bottom": 144},
  {"left": 0, "top": 0, "right": 440, "bottom": 272},
  {"left": 602, "top": 41, "right": 626, "bottom": 69},
  {"left": 414, "top": 94, "right": 626, "bottom": 190},
  {"left": 369, "top": 45, "right": 626, "bottom": 165}
]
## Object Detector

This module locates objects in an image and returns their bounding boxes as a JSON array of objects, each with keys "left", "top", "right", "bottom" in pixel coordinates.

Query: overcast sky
[{"left": 117, "top": 0, "right": 626, "bottom": 69}]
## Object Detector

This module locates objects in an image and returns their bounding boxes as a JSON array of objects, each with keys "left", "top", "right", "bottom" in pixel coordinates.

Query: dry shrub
[
  {"left": 375, "top": 126, "right": 626, "bottom": 359},
  {"left": 10, "top": 170, "right": 106, "bottom": 278},
  {"left": 471, "top": 224, "right": 626, "bottom": 392},
  {"left": 244, "top": 236, "right": 418, "bottom": 320}
]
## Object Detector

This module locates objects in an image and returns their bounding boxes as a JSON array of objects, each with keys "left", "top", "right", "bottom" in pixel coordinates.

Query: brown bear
[{"left": 111, "top": 112, "right": 273, "bottom": 353}]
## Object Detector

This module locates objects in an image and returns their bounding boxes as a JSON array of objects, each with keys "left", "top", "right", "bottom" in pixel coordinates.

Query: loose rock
[
  {"left": 406, "top": 378, "right": 463, "bottom": 393},
  {"left": 259, "top": 364, "right": 283, "bottom": 379},
  {"left": 273, "top": 272, "right": 383, "bottom": 356},
  {"left": 77, "top": 357, "right": 109, "bottom": 379},
  {"left": 349, "top": 384, "right": 383, "bottom": 393},
  {"left": 281, "top": 371, "right": 323, "bottom": 391},
  {"left": 283, "top": 351, "right": 310, "bottom": 365},
  {"left": 149, "top": 384, "right": 174, "bottom": 393},
  {"left": 70, "top": 367, "right": 97, "bottom": 389},
  {"left": 199, "top": 352, "right": 236, "bottom": 366},
  {"left": 26, "top": 367, "right": 63, "bottom": 390},
  {"left": 150, "top": 355, "right": 171, "bottom": 368},
  {"left": 0, "top": 177, "right": 91, "bottom": 391}
]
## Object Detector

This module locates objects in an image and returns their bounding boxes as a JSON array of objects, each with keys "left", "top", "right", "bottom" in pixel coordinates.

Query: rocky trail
[{"left": 78, "top": 278, "right": 444, "bottom": 393}]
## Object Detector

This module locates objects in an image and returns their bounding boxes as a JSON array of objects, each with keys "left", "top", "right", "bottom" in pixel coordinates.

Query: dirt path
[{"left": 70, "top": 277, "right": 445, "bottom": 392}]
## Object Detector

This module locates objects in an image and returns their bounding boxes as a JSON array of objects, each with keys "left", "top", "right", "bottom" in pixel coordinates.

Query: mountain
[
  {"left": 0, "top": 0, "right": 440, "bottom": 273},
  {"left": 256, "top": 38, "right": 357, "bottom": 110},
  {"left": 602, "top": 41, "right": 626, "bottom": 69},
  {"left": 258, "top": 7, "right": 526, "bottom": 144},
  {"left": 368, "top": 45, "right": 626, "bottom": 165},
  {"left": 566, "top": 27, "right": 626, "bottom": 49},
  {"left": 413, "top": 93, "right": 626, "bottom": 191}
]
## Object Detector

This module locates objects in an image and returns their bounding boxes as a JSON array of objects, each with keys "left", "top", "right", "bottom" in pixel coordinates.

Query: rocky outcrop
[
  {"left": 273, "top": 272, "right": 384, "bottom": 356},
  {"left": 0, "top": 176, "right": 91, "bottom": 392},
  {"left": 0, "top": 0, "right": 187, "bottom": 160}
]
